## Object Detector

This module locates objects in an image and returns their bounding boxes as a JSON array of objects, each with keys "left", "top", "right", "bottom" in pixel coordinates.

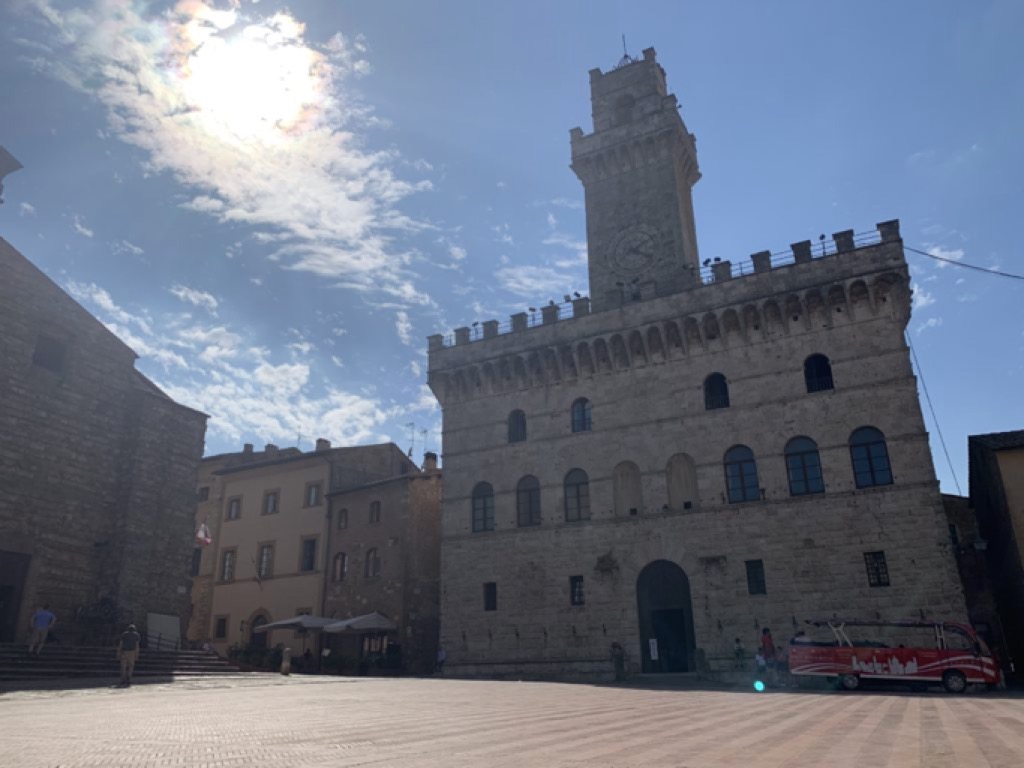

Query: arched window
[
  {"left": 785, "top": 437, "right": 825, "bottom": 496},
  {"left": 337, "top": 508, "right": 348, "bottom": 530},
  {"left": 724, "top": 445, "right": 759, "bottom": 503},
  {"left": 471, "top": 482, "right": 495, "bottom": 532},
  {"left": 516, "top": 476, "right": 541, "bottom": 527},
  {"left": 564, "top": 469, "right": 591, "bottom": 522},
  {"left": 850, "top": 427, "right": 893, "bottom": 488},
  {"left": 508, "top": 410, "right": 527, "bottom": 443},
  {"left": 804, "top": 354, "right": 834, "bottom": 393},
  {"left": 369, "top": 500, "right": 381, "bottom": 524},
  {"left": 704, "top": 373, "right": 730, "bottom": 410},
  {"left": 333, "top": 552, "right": 348, "bottom": 582},
  {"left": 613, "top": 461, "right": 643, "bottom": 516},
  {"left": 571, "top": 398, "right": 592, "bottom": 432},
  {"left": 364, "top": 548, "right": 381, "bottom": 578}
]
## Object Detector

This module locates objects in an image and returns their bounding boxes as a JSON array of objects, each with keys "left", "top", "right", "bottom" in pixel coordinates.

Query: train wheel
[{"left": 839, "top": 674, "right": 860, "bottom": 691}]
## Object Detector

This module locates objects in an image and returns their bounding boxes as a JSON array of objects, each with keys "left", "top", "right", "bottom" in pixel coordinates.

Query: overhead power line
[
  {"left": 905, "top": 331, "right": 962, "bottom": 496},
  {"left": 905, "top": 245, "right": 1024, "bottom": 281}
]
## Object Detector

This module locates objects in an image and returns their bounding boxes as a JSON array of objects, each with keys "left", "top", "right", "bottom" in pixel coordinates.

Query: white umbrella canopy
[
  {"left": 252, "top": 615, "right": 338, "bottom": 633},
  {"left": 323, "top": 611, "right": 397, "bottom": 634}
]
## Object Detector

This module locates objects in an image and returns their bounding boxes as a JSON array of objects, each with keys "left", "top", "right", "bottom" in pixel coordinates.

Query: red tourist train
[{"left": 788, "top": 618, "right": 1002, "bottom": 693}]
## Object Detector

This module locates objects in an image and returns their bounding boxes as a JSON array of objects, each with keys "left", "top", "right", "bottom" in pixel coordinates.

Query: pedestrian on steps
[
  {"left": 28, "top": 605, "right": 57, "bottom": 656},
  {"left": 116, "top": 624, "right": 142, "bottom": 687}
]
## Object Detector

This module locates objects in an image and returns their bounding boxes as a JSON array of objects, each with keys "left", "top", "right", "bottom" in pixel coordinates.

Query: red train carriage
[{"left": 788, "top": 618, "right": 1001, "bottom": 693}]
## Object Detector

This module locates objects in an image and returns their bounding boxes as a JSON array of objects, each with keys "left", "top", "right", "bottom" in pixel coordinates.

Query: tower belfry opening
[{"left": 570, "top": 47, "right": 701, "bottom": 312}]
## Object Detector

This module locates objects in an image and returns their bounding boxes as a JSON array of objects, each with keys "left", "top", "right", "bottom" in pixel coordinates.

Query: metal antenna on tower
[{"left": 616, "top": 34, "right": 636, "bottom": 68}]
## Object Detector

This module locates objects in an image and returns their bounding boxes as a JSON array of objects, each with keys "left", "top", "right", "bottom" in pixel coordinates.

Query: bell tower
[{"left": 570, "top": 48, "right": 701, "bottom": 311}]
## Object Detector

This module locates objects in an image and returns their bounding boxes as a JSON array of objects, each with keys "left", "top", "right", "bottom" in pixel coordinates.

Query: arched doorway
[
  {"left": 249, "top": 614, "right": 269, "bottom": 649},
  {"left": 636, "top": 560, "right": 696, "bottom": 673}
]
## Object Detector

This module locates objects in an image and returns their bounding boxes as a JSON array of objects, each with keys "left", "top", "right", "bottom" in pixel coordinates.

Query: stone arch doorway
[
  {"left": 636, "top": 560, "right": 696, "bottom": 673},
  {"left": 249, "top": 613, "right": 269, "bottom": 649}
]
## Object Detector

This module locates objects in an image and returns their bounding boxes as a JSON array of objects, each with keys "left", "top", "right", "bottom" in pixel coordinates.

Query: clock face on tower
[{"left": 607, "top": 224, "right": 659, "bottom": 277}]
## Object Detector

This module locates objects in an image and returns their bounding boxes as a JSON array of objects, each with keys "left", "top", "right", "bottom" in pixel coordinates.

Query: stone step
[{"left": 0, "top": 667, "right": 248, "bottom": 679}]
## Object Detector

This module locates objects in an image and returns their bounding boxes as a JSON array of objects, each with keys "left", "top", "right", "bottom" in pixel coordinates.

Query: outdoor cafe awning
[
  {"left": 323, "top": 612, "right": 397, "bottom": 634},
  {"left": 252, "top": 615, "right": 338, "bottom": 633}
]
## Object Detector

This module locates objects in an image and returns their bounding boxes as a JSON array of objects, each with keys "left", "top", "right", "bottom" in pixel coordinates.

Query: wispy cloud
[
  {"left": 912, "top": 285, "right": 936, "bottom": 311},
  {"left": 916, "top": 317, "right": 943, "bottom": 334},
  {"left": 25, "top": 0, "right": 432, "bottom": 306},
  {"left": 927, "top": 245, "right": 965, "bottom": 269},
  {"left": 68, "top": 277, "right": 394, "bottom": 445},
  {"left": 496, "top": 265, "right": 576, "bottom": 299},
  {"left": 72, "top": 214, "right": 93, "bottom": 238},
  {"left": 395, "top": 310, "right": 413, "bottom": 345},
  {"left": 170, "top": 284, "right": 218, "bottom": 314},
  {"left": 19, "top": 202, "right": 36, "bottom": 217},
  {"left": 113, "top": 239, "right": 144, "bottom": 256}
]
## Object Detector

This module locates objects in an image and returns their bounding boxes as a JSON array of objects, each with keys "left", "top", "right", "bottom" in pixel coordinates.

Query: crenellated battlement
[{"left": 428, "top": 220, "right": 900, "bottom": 354}]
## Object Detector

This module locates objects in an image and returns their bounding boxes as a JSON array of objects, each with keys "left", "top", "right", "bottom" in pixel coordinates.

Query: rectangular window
[
  {"left": 257, "top": 543, "right": 274, "bottom": 579},
  {"left": 483, "top": 582, "right": 497, "bottom": 611},
  {"left": 190, "top": 547, "right": 202, "bottom": 577},
  {"left": 220, "top": 549, "right": 236, "bottom": 582},
  {"left": 300, "top": 538, "right": 318, "bottom": 572},
  {"left": 32, "top": 334, "right": 67, "bottom": 374},
  {"left": 198, "top": 486, "right": 210, "bottom": 502},
  {"left": 305, "top": 482, "right": 322, "bottom": 507},
  {"left": 369, "top": 500, "right": 381, "bottom": 524},
  {"left": 263, "top": 491, "right": 279, "bottom": 515},
  {"left": 214, "top": 616, "right": 228, "bottom": 639},
  {"left": 569, "top": 575, "right": 585, "bottom": 606},
  {"left": 745, "top": 559, "right": 767, "bottom": 595},
  {"left": 864, "top": 551, "right": 890, "bottom": 587},
  {"left": 226, "top": 497, "right": 242, "bottom": 521},
  {"left": 337, "top": 508, "right": 348, "bottom": 530}
]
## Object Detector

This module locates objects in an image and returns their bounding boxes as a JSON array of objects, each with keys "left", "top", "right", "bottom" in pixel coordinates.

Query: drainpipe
[{"left": 317, "top": 458, "right": 334, "bottom": 673}]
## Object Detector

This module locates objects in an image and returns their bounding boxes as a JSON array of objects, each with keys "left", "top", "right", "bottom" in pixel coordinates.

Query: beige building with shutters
[
  {"left": 197, "top": 440, "right": 418, "bottom": 653},
  {"left": 427, "top": 48, "right": 968, "bottom": 680}
]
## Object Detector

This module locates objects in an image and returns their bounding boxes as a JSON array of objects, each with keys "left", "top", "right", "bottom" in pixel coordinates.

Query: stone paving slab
[{"left": 1, "top": 676, "right": 1022, "bottom": 767}]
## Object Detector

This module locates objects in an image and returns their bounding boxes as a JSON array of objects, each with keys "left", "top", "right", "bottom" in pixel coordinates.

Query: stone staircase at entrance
[{"left": 0, "top": 642, "right": 247, "bottom": 683}]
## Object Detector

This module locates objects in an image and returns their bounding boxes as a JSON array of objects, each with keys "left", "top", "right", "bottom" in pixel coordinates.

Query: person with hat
[{"left": 116, "top": 624, "right": 142, "bottom": 687}]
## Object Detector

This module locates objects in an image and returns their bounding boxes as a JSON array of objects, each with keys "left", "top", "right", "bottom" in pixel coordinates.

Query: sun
[{"left": 178, "top": 12, "right": 324, "bottom": 144}]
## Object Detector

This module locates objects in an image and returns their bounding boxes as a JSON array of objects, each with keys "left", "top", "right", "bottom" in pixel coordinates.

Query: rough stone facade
[
  {"left": 324, "top": 454, "right": 442, "bottom": 674},
  {"left": 427, "top": 50, "right": 967, "bottom": 680},
  {"left": 0, "top": 237, "right": 207, "bottom": 645}
]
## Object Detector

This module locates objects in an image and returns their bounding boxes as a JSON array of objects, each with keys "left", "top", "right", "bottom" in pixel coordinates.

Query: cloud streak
[{"left": 25, "top": 0, "right": 432, "bottom": 306}]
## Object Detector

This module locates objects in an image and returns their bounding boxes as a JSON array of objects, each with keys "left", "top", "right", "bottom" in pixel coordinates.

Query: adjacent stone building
[
  {"left": 324, "top": 452, "right": 442, "bottom": 674},
  {"left": 197, "top": 440, "right": 440, "bottom": 672},
  {"left": 968, "top": 430, "right": 1024, "bottom": 674},
  {"left": 427, "top": 48, "right": 967, "bottom": 679},
  {"left": 0, "top": 236, "right": 207, "bottom": 646}
]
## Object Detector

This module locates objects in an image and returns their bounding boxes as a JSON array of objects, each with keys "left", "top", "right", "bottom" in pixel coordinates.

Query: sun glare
[{"left": 179, "top": 12, "right": 324, "bottom": 144}]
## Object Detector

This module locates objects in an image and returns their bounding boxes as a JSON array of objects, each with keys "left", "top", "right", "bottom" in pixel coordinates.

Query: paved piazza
[{"left": 1, "top": 676, "right": 1023, "bottom": 767}]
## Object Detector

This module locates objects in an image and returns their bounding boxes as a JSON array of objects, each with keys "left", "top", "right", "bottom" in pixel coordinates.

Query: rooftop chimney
[
  {"left": 264, "top": 443, "right": 279, "bottom": 458},
  {"left": 423, "top": 452, "right": 438, "bottom": 472},
  {"left": 315, "top": 438, "right": 331, "bottom": 452}
]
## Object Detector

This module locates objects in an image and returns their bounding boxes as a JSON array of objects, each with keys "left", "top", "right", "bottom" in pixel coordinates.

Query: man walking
[
  {"left": 116, "top": 623, "right": 142, "bottom": 687},
  {"left": 28, "top": 605, "right": 56, "bottom": 656}
]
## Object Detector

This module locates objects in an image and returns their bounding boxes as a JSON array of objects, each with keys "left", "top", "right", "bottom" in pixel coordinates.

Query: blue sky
[{"left": 1, "top": 0, "right": 1021, "bottom": 491}]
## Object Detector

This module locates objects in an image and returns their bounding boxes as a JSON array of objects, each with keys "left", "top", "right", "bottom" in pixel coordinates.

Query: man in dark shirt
[{"left": 116, "top": 624, "right": 142, "bottom": 687}]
